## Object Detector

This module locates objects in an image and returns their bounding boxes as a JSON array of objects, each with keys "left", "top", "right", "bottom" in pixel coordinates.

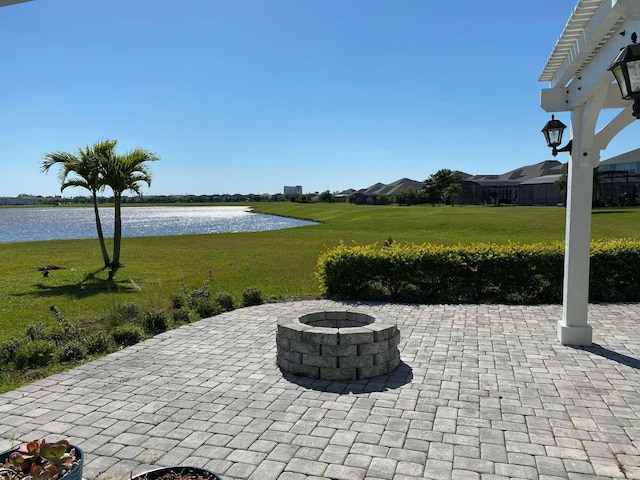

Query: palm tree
[
  {"left": 41, "top": 141, "right": 116, "bottom": 268},
  {"left": 98, "top": 147, "right": 159, "bottom": 276}
]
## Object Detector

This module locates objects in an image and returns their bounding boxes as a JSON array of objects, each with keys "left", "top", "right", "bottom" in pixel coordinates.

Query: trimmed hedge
[{"left": 317, "top": 240, "right": 640, "bottom": 304}]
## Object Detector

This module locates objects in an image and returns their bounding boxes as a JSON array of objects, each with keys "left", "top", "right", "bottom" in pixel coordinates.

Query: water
[{"left": 0, "top": 206, "right": 317, "bottom": 243}]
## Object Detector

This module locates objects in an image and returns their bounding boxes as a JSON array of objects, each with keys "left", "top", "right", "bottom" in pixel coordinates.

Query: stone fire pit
[{"left": 276, "top": 309, "right": 401, "bottom": 381}]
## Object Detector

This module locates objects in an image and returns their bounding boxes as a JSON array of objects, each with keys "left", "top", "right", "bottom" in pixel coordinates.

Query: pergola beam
[
  {"left": 595, "top": 103, "right": 636, "bottom": 150},
  {"left": 541, "top": 82, "right": 630, "bottom": 112},
  {"left": 567, "top": 20, "right": 640, "bottom": 110},
  {"left": 541, "top": 1, "right": 619, "bottom": 86},
  {"left": 543, "top": 1, "right": 623, "bottom": 89}
]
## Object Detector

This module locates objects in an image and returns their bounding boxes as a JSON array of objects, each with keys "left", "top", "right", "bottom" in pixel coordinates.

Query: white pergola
[{"left": 540, "top": 0, "right": 640, "bottom": 346}]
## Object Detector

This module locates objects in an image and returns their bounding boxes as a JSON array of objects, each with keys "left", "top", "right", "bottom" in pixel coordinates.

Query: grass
[{"left": 2, "top": 203, "right": 640, "bottom": 345}]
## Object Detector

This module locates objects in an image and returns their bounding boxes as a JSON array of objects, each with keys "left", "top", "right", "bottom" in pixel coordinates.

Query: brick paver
[{"left": 2, "top": 300, "right": 640, "bottom": 479}]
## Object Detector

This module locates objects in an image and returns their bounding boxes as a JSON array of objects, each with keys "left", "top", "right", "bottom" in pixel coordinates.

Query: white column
[
  {"left": 558, "top": 100, "right": 602, "bottom": 346},
  {"left": 559, "top": 163, "right": 594, "bottom": 345}
]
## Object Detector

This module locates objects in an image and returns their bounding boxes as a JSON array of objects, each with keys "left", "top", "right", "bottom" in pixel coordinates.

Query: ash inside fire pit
[{"left": 277, "top": 309, "right": 401, "bottom": 381}]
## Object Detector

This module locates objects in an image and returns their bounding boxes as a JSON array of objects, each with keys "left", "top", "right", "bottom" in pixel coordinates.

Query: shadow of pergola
[{"left": 575, "top": 343, "right": 640, "bottom": 370}]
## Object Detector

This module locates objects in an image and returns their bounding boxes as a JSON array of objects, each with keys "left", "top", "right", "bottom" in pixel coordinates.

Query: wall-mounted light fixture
[
  {"left": 608, "top": 32, "right": 640, "bottom": 119},
  {"left": 541, "top": 115, "right": 572, "bottom": 157}
]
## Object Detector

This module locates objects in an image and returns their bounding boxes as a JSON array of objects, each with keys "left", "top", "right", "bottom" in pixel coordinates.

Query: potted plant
[
  {"left": 131, "top": 466, "right": 222, "bottom": 480},
  {"left": 0, "top": 439, "right": 83, "bottom": 480}
]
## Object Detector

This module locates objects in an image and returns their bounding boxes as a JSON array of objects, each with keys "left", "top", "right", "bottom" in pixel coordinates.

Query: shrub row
[
  {"left": 316, "top": 240, "right": 640, "bottom": 304},
  {"left": 170, "top": 280, "right": 264, "bottom": 320}
]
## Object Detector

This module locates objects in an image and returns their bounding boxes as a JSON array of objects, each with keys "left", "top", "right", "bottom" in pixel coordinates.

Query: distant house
[
  {"left": 355, "top": 178, "right": 423, "bottom": 204},
  {"left": 460, "top": 161, "right": 565, "bottom": 206},
  {"left": 352, "top": 161, "right": 567, "bottom": 206},
  {"left": 519, "top": 174, "right": 564, "bottom": 206},
  {"left": 334, "top": 189, "right": 355, "bottom": 203},
  {"left": 349, "top": 155, "right": 640, "bottom": 207},
  {"left": 458, "top": 151, "right": 640, "bottom": 207},
  {"left": 598, "top": 148, "right": 640, "bottom": 205},
  {"left": 600, "top": 148, "right": 640, "bottom": 173}
]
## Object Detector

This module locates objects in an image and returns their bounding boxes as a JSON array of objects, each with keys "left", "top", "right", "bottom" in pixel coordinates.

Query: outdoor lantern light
[
  {"left": 608, "top": 32, "right": 640, "bottom": 119},
  {"left": 541, "top": 115, "right": 571, "bottom": 156}
]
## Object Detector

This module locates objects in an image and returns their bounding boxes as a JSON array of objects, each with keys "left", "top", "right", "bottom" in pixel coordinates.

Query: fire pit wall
[{"left": 277, "top": 309, "right": 401, "bottom": 381}]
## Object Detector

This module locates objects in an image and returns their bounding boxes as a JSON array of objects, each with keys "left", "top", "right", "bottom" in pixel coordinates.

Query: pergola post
[
  {"left": 541, "top": 1, "right": 640, "bottom": 346},
  {"left": 558, "top": 96, "right": 603, "bottom": 346}
]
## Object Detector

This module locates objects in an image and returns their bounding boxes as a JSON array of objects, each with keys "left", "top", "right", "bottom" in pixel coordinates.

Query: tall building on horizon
[{"left": 283, "top": 186, "right": 302, "bottom": 196}]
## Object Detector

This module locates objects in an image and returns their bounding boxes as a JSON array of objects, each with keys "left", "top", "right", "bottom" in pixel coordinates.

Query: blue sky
[{"left": 1, "top": 0, "right": 638, "bottom": 197}]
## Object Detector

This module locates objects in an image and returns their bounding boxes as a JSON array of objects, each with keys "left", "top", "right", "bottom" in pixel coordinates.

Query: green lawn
[{"left": 1, "top": 203, "right": 639, "bottom": 343}]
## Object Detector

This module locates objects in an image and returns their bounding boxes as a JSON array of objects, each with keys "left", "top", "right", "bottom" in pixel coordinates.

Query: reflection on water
[{"left": 0, "top": 206, "right": 317, "bottom": 243}]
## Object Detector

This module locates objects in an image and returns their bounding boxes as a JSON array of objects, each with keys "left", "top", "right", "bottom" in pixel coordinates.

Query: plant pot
[
  {"left": 0, "top": 443, "right": 84, "bottom": 480},
  {"left": 131, "top": 466, "right": 223, "bottom": 480}
]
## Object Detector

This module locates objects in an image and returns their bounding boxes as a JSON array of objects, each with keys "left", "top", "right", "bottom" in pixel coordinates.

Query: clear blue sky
[{"left": 1, "top": 0, "right": 638, "bottom": 197}]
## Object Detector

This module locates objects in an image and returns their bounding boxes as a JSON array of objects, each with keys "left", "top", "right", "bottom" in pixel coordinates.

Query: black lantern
[
  {"left": 541, "top": 115, "right": 570, "bottom": 156},
  {"left": 608, "top": 32, "right": 640, "bottom": 119}
]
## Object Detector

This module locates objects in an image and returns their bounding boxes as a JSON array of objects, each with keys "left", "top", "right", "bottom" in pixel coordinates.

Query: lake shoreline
[{"left": 0, "top": 205, "right": 317, "bottom": 244}]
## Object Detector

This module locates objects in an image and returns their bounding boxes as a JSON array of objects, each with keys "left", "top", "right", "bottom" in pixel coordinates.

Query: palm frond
[
  {"left": 41, "top": 152, "right": 78, "bottom": 173},
  {"left": 61, "top": 179, "right": 91, "bottom": 192}
]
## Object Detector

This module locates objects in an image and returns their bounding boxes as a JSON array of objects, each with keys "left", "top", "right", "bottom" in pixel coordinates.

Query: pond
[{"left": 0, "top": 206, "right": 317, "bottom": 243}]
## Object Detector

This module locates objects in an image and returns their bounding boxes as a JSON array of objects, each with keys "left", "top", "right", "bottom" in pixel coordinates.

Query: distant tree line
[
  {"left": 35, "top": 193, "right": 293, "bottom": 205},
  {"left": 33, "top": 168, "right": 465, "bottom": 209},
  {"left": 286, "top": 193, "right": 315, "bottom": 203}
]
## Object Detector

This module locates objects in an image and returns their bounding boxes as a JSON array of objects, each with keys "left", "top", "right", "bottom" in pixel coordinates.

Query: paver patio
[{"left": 1, "top": 300, "right": 640, "bottom": 480}]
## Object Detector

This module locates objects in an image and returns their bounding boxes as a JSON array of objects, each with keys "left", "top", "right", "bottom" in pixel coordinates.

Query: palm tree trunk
[
  {"left": 111, "top": 193, "right": 123, "bottom": 276},
  {"left": 92, "top": 192, "right": 111, "bottom": 268}
]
